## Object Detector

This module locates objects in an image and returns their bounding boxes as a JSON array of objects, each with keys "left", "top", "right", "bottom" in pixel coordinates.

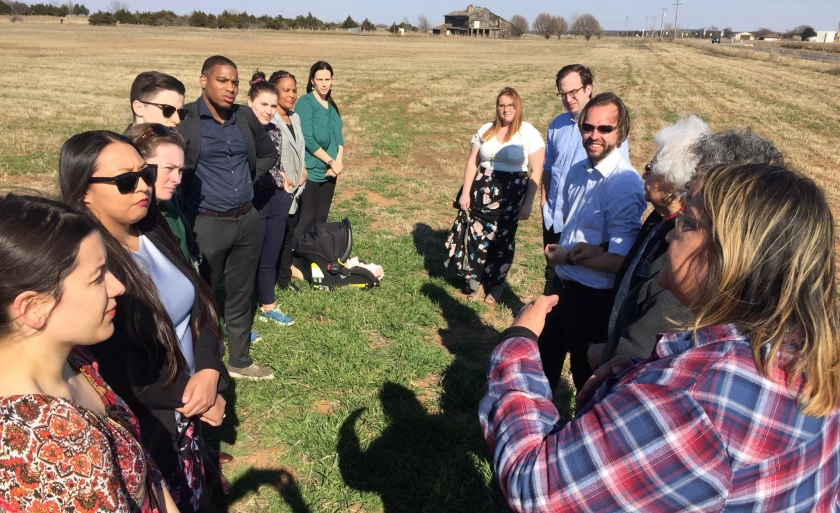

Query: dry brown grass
[{"left": 2, "top": 24, "right": 840, "bottom": 296}]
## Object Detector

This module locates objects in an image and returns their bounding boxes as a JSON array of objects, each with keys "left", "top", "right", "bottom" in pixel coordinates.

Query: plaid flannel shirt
[{"left": 479, "top": 323, "right": 840, "bottom": 512}]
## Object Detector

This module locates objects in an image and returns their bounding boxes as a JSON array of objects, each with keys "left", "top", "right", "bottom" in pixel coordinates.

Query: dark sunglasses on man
[
  {"left": 88, "top": 164, "right": 158, "bottom": 194},
  {"left": 138, "top": 100, "right": 189, "bottom": 121},
  {"left": 581, "top": 123, "right": 616, "bottom": 135}
]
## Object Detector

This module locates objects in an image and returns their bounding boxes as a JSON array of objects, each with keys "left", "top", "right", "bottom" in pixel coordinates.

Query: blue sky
[{"left": 84, "top": 1, "right": 840, "bottom": 32}]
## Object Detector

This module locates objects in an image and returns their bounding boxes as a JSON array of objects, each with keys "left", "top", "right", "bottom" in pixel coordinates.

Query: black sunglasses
[
  {"left": 133, "top": 123, "right": 170, "bottom": 146},
  {"left": 581, "top": 123, "right": 617, "bottom": 134},
  {"left": 88, "top": 164, "right": 158, "bottom": 194},
  {"left": 138, "top": 101, "right": 189, "bottom": 120}
]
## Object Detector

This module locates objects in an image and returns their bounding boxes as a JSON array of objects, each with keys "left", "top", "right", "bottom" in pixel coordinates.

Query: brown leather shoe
[{"left": 218, "top": 451, "right": 234, "bottom": 465}]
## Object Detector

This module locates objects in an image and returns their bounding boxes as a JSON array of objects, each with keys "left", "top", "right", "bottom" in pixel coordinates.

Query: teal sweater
[{"left": 296, "top": 92, "right": 344, "bottom": 182}]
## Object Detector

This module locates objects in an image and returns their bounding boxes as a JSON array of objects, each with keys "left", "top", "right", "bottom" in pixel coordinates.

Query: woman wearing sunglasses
[
  {"left": 481, "top": 163, "right": 840, "bottom": 511},
  {"left": 59, "top": 130, "right": 229, "bottom": 512},
  {"left": 445, "top": 87, "right": 545, "bottom": 304},
  {"left": 0, "top": 194, "right": 180, "bottom": 513}
]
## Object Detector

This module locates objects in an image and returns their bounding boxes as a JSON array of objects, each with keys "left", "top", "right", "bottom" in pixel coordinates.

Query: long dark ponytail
[{"left": 306, "top": 60, "right": 340, "bottom": 117}]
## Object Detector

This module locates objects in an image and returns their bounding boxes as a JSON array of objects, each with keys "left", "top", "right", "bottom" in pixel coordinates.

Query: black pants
[
  {"left": 194, "top": 206, "right": 260, "bottom": 368},
  {"left": 254, "top": 188, "right": 292, "bottom": 305},
  {"left": 276, "top": 210, "right": 298, "bottom": 289},
  {"left": 542, "top": 225, "right": 561, "bottom": 295},
  {"left": 538, "top": 277, "right": 613, "bottom": 393},
  {"left": 293, "top": 178, "right": 336, "bottom": 246}
]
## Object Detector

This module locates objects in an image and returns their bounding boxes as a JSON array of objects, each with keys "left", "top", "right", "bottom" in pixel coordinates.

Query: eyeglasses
[
  {"left": 644, "top": 163, "right": 653, "bottom": 174},
  {"left": 88, "top": 164, "right": 158, "bottom": 194},
  {"left": 132, "top": 123, "right": 170, "bottom": 146},
  {"left": 674, "top": 210, "right": 704, "bottom": 236},
  {"left": 138, "top": 101, "right": 189, "bottom": 121},
  {"left": 557, "top": 86, "right": 584, "bottom": 99},
  {"left": 581, "top": 123, "right": 617, "bottom": 134}
]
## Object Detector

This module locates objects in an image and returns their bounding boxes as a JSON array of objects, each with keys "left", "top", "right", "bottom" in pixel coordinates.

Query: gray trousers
[{"left": 193, "top": 207, "right": 261, "bottom": 368}]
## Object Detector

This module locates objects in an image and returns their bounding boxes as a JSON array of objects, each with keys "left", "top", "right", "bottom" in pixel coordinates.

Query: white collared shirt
[{"left": 556, "top": 149, "right": 646, "bottom": 289}]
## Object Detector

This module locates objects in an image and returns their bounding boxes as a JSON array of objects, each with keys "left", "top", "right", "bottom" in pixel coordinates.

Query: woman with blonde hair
[
  {"left": 445, "top": 87, "right": 545, "bottom": 304},
  {"left": 481, "top": 162, "right": 840, "bottom": 511}
]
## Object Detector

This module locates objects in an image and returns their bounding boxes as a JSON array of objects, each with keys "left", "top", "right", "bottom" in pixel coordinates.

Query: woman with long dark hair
[
  {"left": 0, "top": 194, "right": 178, "bottom": 513},
  {"left": 59, "top": 130, "right": 229, "bottom": 512},
  {"left": 481, "top": 163, "right": 840, "bottom": 511},
  {"left": 246, "top": 71, "right": 294, "bottom": 325},
  {"left": 293, "top": 61, "right": 344, "bottom": 248}
]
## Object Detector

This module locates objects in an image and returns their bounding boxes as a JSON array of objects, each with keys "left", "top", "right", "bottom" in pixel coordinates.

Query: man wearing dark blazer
[{"left": 178, "top": 55, "right": 278, "bottom": 380}]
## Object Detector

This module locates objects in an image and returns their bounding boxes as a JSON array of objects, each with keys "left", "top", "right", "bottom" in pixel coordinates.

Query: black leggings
[{"left": 293, "top": 178, "right": 337, "bottom": 245}]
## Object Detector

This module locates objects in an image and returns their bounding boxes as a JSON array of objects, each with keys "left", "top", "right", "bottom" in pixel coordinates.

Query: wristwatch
[
  {"left": 565, "top": 254, "right": 575, "bottom": 266},
  {"left": 327, "top": 159, "right": 334, "bottom": 168}
]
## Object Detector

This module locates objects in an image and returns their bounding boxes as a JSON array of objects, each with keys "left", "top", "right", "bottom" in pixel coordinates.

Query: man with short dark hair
[
  {"left": 541, "top": 64, "right": 627, "bottom": 293},
  {"left": 539, "top": 92, "right": 646, "bottom": 393},
  {"left": 130, "top": 71, "right": 188, "bottom": 128},
  {"left": 178, "top": 55, "right": 278, "bottom": 380}
]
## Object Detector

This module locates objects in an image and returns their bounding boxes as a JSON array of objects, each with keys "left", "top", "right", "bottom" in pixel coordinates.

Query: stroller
[{"left": 294, "top": 217, "right": 380, "bottom": 290}]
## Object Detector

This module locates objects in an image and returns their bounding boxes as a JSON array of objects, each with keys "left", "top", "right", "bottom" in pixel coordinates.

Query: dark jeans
[
  {"left": 538, "top": 277, "right": 613, "bottom": 393},
  {"left": 542, "top": 224, "right": 561, "bottom": 295},
  {"left": 254, "top": 188, "right": 292, "bottom": 305},
  {"left": 194, "top": 206, "right": 260, "bottom": 368},
  {"left": 293, "top": 178, "right": 336, "bottom": 246},
  {"left": 276, "top": 210, "right": 298, "bottom": 289}
]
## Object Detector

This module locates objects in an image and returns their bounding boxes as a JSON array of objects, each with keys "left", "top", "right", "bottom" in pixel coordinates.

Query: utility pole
[
  {"left": 644, "top": 16, "right": 648, "bottom": 37},
  {"left": 659, "top": 8, "right": 667, "bottom": 41},
  {"left": 673, "top": 0, "right": 681, "bottom": 41},
  {"left": 626, "top": 16, "right": 629, "bottom": 37}
]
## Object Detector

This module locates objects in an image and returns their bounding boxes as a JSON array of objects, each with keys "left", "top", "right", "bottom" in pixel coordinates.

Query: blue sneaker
[
  {"left": 250, "top": 331, "right": 263, "bottom": 344},
  {"left": 259, "top": 308, "right": 295, "bottom": 326}
]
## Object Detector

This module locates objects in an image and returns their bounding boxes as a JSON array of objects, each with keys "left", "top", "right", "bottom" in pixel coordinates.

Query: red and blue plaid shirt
[{"left": 479, "top": 323, "right": 840, "bottom": 512}]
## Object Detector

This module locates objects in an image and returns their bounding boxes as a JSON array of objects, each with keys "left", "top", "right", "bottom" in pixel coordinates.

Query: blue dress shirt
[
  {"left": 556, "top": 149, "right": 646, "bottom": 289},
  {"left": 188, "top": 97, "right": 253, "bottom": 212},
  {"left": 542, "top": 112, "right": 629, "bottom": 232}
]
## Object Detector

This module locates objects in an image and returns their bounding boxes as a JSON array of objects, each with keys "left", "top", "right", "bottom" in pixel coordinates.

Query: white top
[
  {"left": 132, "top": 235, "right": 196, "bottom": 375},
  {"left": 555, "top": 149, "right": 647, "bottom": 289},
  {"left": 471, "top": 121, "right": 545, "bottom": 172}
]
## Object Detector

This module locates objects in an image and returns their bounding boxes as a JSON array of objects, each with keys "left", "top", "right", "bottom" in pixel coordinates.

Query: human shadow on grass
[
  {"left": 206, "top": 379, "right": 311, "bottom": 512},
  {"left": 411, "top": 223, "right": 525, "bottom": 313},
  {"left": 337, "top": 282, "right": 515, "bottom": 512}
]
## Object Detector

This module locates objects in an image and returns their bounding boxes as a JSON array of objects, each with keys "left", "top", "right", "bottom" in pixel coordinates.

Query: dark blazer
[
  {"left": 177, "top": 97, "right": 279, "bottom": 212},
  {"left": 599, "top": 255, "right": 691, "bottom": 365},
  {"left": 89, "top": 218, "right": 229, "bottom": 484}
]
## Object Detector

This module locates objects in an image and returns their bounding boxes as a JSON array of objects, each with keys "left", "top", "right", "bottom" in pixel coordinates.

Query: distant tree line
[
  {"left": 0, "top": 1, "right": 89, "bottom": 16},
  {"left": 509, "top": 12, "right": 603, "bottom": 41}
]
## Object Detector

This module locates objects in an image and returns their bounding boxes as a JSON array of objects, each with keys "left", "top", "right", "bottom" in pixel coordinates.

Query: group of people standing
[
  {"left": 0, "top": 55, "right": 345, "bottom": 512},
  {"left": 457, "top": 65, "right": 840, "bottom": 510}
]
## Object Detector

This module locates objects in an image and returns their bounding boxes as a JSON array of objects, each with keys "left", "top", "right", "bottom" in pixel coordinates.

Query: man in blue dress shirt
[
  {"left": 178, "top": 55, "right": 279, "bottom": 380},
  {"left": 541, "top": 65, "right": 628, "bottom": 293},
  {"left": 540, "top": 92, "right": 646, "bottom": 393}
]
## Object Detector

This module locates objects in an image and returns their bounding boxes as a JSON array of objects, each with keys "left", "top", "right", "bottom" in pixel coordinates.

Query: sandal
[
  {"left": 467, "top": 283, "right": 486, "bottom": 301},
  {"left": 485, "top": 284, "right": 503, "bottom": 305}
]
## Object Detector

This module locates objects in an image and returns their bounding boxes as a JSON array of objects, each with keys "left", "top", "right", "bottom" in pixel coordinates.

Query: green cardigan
[
  {"left": 296, "top": 92, "right": 344, "bottom": 182},
  {"left": 159, "top": 201, "right": 193, "bottom": 264}
]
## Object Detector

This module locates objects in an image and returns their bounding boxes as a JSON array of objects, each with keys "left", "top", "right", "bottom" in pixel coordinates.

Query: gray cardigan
[{"left": 271, "top": 109, "right": 306, "bottom": 214}]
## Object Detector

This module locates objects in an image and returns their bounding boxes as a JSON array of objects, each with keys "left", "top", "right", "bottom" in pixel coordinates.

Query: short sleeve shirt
[{"left": 471, "top": 122, "right": 545, "bottom": 172}]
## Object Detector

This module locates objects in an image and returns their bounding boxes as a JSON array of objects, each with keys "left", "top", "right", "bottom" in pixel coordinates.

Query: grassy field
[{"left": 2, "top": 25, "right": 840, "bottom": 512}]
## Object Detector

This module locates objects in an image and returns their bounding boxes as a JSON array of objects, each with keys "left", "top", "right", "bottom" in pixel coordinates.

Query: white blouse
[{"left": 471, "top": 121, "right": 545, "bottom": 172}]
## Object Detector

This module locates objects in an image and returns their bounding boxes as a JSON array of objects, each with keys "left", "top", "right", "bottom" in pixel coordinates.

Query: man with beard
[
  {"left": 541, "top": 64, "right": 628, "bottom": 293},
  {"left": 539, "top": 92, "right": 646, "bottom": 393}
]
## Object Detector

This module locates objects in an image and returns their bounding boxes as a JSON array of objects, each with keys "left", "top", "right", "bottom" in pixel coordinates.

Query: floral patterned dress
[
  {"left": 0, "top": 348, "right": 163, "bottom": 513},
  {"left": 444, "top": 165, "right": 529, "bottom": 288}
]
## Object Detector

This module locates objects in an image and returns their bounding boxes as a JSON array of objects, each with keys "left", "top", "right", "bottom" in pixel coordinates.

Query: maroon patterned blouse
[{"left": 0, "top": 348, "right": 162, "bottom": 513}]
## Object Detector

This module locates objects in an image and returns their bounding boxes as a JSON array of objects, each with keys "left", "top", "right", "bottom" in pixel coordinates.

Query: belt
[
  {"left": 198, "top": 202, "right": 253, "bottom": 218},
  {"left": 554, "top": 277, "right": 585, "bottom": 291}
]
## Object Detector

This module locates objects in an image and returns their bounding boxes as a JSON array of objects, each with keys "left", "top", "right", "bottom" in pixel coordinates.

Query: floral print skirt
[{"left": 444, "top": 167, "right": 528, "bottom": 288}]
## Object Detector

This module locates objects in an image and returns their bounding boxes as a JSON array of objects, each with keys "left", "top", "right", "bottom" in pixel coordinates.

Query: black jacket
[
  {"left": 89, "top": 220, "right": 229, "bottom": 484},
  {"left": 177, "top": 97, "right": 278, "bottom": 214}
]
